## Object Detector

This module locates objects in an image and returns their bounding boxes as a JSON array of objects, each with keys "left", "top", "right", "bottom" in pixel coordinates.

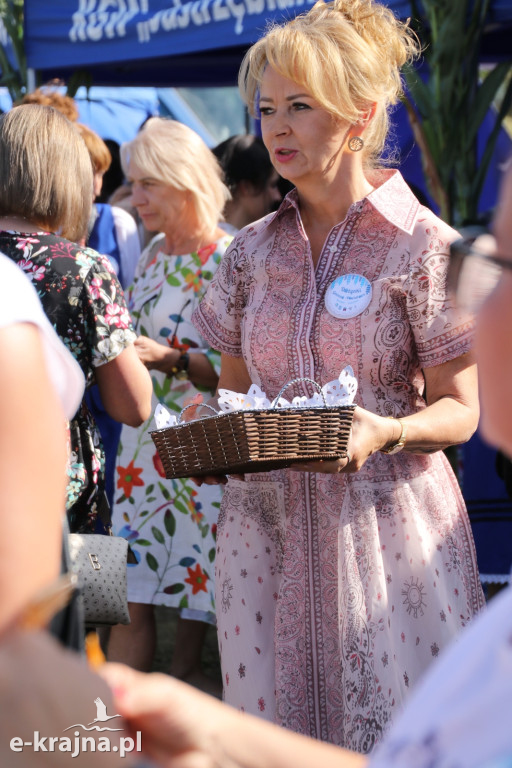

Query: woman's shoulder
[
  {"left": 0, "top": 231, "right": 108, "bottom": 284},
  {"left": 72, "top": 241, "right": 119, "bottom": 272},
  {"left": 410, "top": 201, "right": 459, "bottom": 236},
  {"left": 192, "top": 229, "right": 235, "bottom": 265},
  {"left": 7, "top": 230, "right": 119, "bottom": 276},
  {"left": 408, "top": 206, "right": 460, "bottom": 258}
]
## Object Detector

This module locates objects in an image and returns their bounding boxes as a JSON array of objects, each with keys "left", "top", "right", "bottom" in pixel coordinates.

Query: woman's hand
[
  {"left": 135, "top": 337, "right": 219, "bottom": 388},
  {"left": 101, "top": 663, "right": 232, "bottom": 768},
  {"left": 190, "top": 472, "right": 245, "bottom": 487},
  {"left": 290, "top": 405, "right": 394, "bottom": 474},
  {"left": 290, "top": 353, "right": 479, "bottom": 474},
  {"left": 134, "top": 336, "right": 179, "bottom": 373},
  {"left": 100, "top": 662, "right": 367, "bottom": 768}
]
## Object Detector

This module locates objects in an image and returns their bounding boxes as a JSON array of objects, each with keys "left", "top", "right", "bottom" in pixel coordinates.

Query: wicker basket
[{"left": 150, "top": 378, "right": 355, "bottom": 480}]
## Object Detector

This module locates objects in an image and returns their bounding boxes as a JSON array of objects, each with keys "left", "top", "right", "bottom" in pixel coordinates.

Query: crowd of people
[{"left": 1, "top": 0, "right": 511, "bottom": 764}]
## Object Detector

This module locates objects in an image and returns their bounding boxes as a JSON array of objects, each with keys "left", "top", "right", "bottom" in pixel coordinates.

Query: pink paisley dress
[{"left": 192, "top": 170, "right": 484, "bottom": 753}]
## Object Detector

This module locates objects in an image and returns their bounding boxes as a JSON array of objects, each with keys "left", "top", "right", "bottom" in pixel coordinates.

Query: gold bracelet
[{"left": 380, "top": 417, "right": 408, "bottom": 455}]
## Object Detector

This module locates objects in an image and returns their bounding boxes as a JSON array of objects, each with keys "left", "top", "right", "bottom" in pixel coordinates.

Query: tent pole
[{"left": 27, "top": 69, "right": 37, "bottom": 93}]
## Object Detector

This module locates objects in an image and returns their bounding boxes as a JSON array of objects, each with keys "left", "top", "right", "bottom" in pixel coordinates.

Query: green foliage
[
  {"left": 403, "top": 0, "right": 512, "bottom": 225},
  {"left": 0, "top": 0, "right": 26, "bottom": 102},
  {"left": 0, "top": 2, "right": 92, "bottom": 103}
]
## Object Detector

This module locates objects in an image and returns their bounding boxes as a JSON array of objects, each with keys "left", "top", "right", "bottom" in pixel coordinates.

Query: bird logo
[{"left": 63, "top": 697, "right": 123, "bottom": 732}]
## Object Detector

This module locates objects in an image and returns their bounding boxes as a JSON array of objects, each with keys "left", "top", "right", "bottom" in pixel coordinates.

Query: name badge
[{"left": 325, "top": 274, "right": 372, "bottom": 319}]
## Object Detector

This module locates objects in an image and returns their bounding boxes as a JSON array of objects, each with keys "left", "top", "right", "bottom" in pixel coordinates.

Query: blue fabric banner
[
  {"left": 23, "top": 1, "right": 512, "bottom": 84},
  {"left": 24, "top": 0, "right": 317, "bottom": 70}
]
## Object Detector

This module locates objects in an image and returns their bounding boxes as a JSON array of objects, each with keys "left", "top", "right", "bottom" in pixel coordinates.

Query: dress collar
[
  {"left": 270, "top": 169, "right": 422, "bottom": 236},
  {"left": 365, "top": 169, "right": 421, "bottom": 235}
]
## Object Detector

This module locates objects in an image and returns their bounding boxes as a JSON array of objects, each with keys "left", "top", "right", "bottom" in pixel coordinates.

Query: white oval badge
[{"left": 325, "top": 273, "right": 372, "bottom": 319}]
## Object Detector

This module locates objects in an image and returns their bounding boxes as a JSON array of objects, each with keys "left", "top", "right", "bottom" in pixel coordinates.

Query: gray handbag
[{"left": 67, "top": 533, "right": 132, "bottom": 626}]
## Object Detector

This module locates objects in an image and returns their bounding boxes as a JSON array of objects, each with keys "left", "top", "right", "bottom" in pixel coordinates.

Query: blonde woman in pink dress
[{"left": 192, "top": 0, "right": 484, "bottom": 753}]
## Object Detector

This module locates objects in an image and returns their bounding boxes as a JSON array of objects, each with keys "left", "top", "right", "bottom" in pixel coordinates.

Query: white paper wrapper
[
  {"left": 153, "top": 366, "right": 357, "bottom": 428},
  {"left": 154, "top": 402, "right": 178, "bottom": 429}
]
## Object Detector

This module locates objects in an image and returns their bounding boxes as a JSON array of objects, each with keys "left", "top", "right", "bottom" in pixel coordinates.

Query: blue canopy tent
[
  {"left": 24, "top": 0, "right": 318, "bottom": 87},
  {"left": 23, "top": 1, "right": 512, "bottom": 86},
  {"left": 23, "top": 0, "right": 512, "bottom": 583}
]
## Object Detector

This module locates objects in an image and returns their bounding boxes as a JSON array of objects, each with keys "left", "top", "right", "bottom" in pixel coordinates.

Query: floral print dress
[
  {"left": 1, "top": 230, "right": 136, "bottom": 533},
  {"left": 112, "top": 234, "right": 232, "bottom": 616},
  {"left": 193, "top": 171, "right": 485, "bottom": 751}
]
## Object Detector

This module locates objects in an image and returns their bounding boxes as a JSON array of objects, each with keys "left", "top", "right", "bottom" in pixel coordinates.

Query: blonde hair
[
  {"left": 239, "top": 0, "right": 419, "bottom": 164},
  {"left": 76, "top": 122, "right": 112, "bottom": 175},
  {"left": 0, "top": 105, "right": 93, "bottom": 241},
  {"left": 121, "top": 118, "right": 230, "bottom": 233}
]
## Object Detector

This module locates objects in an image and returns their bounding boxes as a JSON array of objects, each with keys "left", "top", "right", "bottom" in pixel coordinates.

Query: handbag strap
[{"left": 93, "top": 492, "right": 137, "bottom": 563}]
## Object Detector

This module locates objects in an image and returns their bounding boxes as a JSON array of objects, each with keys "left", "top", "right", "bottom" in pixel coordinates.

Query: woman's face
[
  {"left": 259, "top": 67, "right": 351, "bottom": 189},
  {"left": 475, "top": 166, "right": 512, "bottom": 455},
  {"left": 129, "top": 165, "right": 189, "bottom": 236}
]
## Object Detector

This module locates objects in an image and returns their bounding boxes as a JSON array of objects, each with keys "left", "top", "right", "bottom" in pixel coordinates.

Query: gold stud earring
[{"left": 348, "top": 136, "right": 364, "bottom": 152}]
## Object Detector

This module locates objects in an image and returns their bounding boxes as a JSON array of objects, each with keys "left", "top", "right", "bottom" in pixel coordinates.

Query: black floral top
[{"left": 2, "top": 231, "right": 137, "bottom": 533}]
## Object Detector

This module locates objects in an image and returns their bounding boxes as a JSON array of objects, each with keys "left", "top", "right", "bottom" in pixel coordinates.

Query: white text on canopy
[{"left": 69, "top": 0, "right": 315, "bottom": 43}]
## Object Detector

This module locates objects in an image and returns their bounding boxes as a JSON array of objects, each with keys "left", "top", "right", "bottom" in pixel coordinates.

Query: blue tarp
[
  {"left": 74, "top": 86, "right": 159, "bottom": 142},
  {"left": 25, "top": 0, "right": 317, "bottom": 72},
  {"left": 23, "top": 1, "right": 512, "bottom": 87}
]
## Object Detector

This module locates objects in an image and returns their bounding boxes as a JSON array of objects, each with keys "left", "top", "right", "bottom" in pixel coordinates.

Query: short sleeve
[
  {"left": 192, "top": 238, "right": 250, "bottom": 358},
  {"left": 81, "top": 248, "right": 137, "bottom": 367},
  {"left": 404, "top": 214, "right": 474, "bottom": 368}
]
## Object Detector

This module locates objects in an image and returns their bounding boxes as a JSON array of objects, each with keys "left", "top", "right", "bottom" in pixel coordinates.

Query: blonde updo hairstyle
[
  {"left": 121, "top": 118, "right": 230, "bottom": 234},
  {"left": 239, "top": 0, "right": 419, "bottom": 165}
]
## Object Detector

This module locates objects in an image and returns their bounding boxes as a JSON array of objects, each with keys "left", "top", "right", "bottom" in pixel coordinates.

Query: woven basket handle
[
  {"left": 178, "top": 403, "right": 219, "bottom": 424},
  {"left": 271, "top": 377, "right": 328, "bottom": 408}
]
